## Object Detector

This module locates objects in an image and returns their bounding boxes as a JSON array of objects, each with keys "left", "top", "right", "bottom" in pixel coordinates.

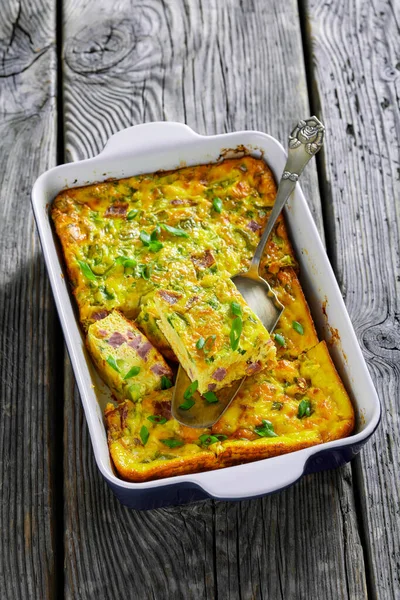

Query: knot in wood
[
  {"left": 64, "top": 21, "right": 135, "bottom": 74},
  {"left": 362, "top": 320, "right": 400, "bottom": 364}
]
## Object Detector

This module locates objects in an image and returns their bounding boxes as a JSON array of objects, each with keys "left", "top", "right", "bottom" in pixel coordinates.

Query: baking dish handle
[
  {"left": 198, "top": 450, "right": 312, "bottom": 500},
  {"left": 99, "top": 122, "right": 200, "bottom": 157}
]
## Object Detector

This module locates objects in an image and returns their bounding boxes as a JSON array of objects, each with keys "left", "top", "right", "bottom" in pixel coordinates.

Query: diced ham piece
[
  {"left": 247, "top": 220, "right": 262, "bottom": 232},
  {"left": 212, "top": 368, "right": 227, "bottom": 381},
  {"left": 97, "top": 329, "right": 108, "bottom": 338},
  {"left": 207, "top": 383, "right": 217, "bottom": 391},
  {"left": 246, "top": 361, "right": 262, "bottom": 375},
  {"left": 137, "top": 341, "right": 153, "bottom": 361},
  {"left": 158, "top": 290, "right": 181, "bottom": 305},
  {"left": 108, "top": 332, "right": 126, "bottom": 348},
  {"left": 191, "top": 249, "right": 215, "bottom": 269},
  {"left": 128, "top": 336, "right": 143, "bottom": 351},
  {"left": 105, "top": 203, "right": 128, "bottom": 217},
  {"left": 92, "top": 310, "right": 108, "bottom": 321},
  {"left": 151, "top": 363, "right": 172, "bottom": 377},
  {"left": 153, "top": 401, "right": 172, "bottom": 421},
  {"left": 126, "top": 330, "right": 135, "bottom": 340},
  {"left": 170, "top": 199, "right": 184, "bottom": 205}
]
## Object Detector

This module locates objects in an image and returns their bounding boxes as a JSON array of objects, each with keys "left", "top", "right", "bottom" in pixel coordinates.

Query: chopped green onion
[
  {"left": 179, "top": 397, "right": 196, "bottom": 411},
  {"left": 106, "top": 355, "right": 120, "bottom": 373},
  {"left": 147, "top": 415, "right": 167, "bottom": 424},
  {"left": 203, "top": 391, "right": 218, "bottom": 404},
  {"left": 297, "top": 399, "right": 312, "bottom": 419},
  {"left": 150, "top": 226, "right": 160, "bottom": 241},
  {"left": 161, "top": 223, "right": 189, "bottom": 238},
  {"left": 123, "top": 366, "right": 141, "bottom": 380},
  {"left": 122, "top": 259, "right": 137, "bottom": 269},
  {"left": 184, "top": 380, "right": 198, "bottom": 400},
  {"left": 196, "top": 337, "right": 205, "bottom": 350},
  {"left": 255, "top": 419, "right": 278, "bottom": 438},
  {"left": 76, "top": 259, "right": 97, "bottom": 281},
  {"left": 274, "top": 333, "right": 286, "bottom": 347},
  {"left": 231, "top": 301, "right": 242, "bottom": 316},
  {"left": 239, "top": 164, "right": 248, "bottom": 172},
  {"left": 127, "top": 209, "right": 138, "bottom": 220},
  {"left": 272, "top": 401, "right": 283, "bottom": 411},
  {"left": 212, "top": 197, "right": 223, "bottom": 213},
  {"left": 292, "top": 321, "right": 304, "bottom": 335},
  {"left": 161, "top": 438, "right": 184, "bottom": 448},
  {"left": 160, "top": 375, "right": 173, "bottom": 390},
  {"left": 230, "top": 316, "right": 243, "bottom": 351},
  {"left": 140, "top": 425, "right": 149, "bottom": 445},
  {"left": 101, "top": 286, "right": 114, "bottom": 300},
  {"left": 139, "top": 231, "right": 151, "bottom": 245},
  {"left": 199, "top": 434, "right": 227, "bottom": 446},
  {"left": 149, "top": 240, "right": 164, "bottom": 252},
  {"left": 137, "top": 263, "right": 152, "bottom": 280}
]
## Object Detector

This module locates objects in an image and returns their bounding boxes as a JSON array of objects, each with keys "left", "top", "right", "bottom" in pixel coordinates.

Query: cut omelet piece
[
  {"left": 87, "top": 310, "right": 173, "bottom": 402},
  {"left": 104, "top": 341, "right": 354, "bottom": 482},
  {"left": 154, "top": 275, "right": 276, "bottom": 395}
]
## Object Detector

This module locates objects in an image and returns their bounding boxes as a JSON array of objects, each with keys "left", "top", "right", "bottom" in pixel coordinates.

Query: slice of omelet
[
  {"left": 154, "top": 274, "right": 276, "bottom": 395},
  {"left": 87, "top": 310, "right": 173, "bottom": 402},
  {"left": 104, "top": 341, "right": 354, "bottom": 482}
]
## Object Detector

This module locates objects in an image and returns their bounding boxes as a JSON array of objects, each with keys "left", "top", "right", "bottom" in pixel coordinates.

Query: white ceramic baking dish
[{"left": 32, "top": 122, "right": 380, "bottom": 509}]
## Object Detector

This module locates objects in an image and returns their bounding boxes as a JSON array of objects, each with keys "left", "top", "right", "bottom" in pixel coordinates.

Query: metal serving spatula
[{"left": 171, "top": 117, "right": 325, "bottom": 428}]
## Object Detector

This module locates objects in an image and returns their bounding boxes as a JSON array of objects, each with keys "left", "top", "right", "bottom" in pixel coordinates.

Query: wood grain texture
[
  {"left": 61, "top": 1, "right": 367, "bottom": 599},
  {"left": 0, "top": 0, "right": 60, "bottom": 599},
  {"left": 303, "top": 1, "right": 400, "bottom": 598}
]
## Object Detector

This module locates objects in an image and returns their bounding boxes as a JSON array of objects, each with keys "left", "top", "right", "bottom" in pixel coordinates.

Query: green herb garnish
[
  {"left": 254, "top": 419, "right": 278, "bottom": 438},
  {"left": 76, "top": 259, "right": 97, "bottom": 281},
  {"left": 196, "top": 337, "right": 205, "bottom": 350},
  {"left": 297, "top": 399, "right": 312, "bottom": 419},
  {"left": 147, "top": 415, "right": 167, "bottom": 424},
  {"left": 123, "top": 366, "right": 141, "bottom": 380},
  {"left": 292, "top": 321, "right": 304, "bottom": 335},
  {"left": 106, "top": 356, "right": 120, "bottom": 373},
  {"left": 161, "top": 223, "right": 189, "bottom": 238},
  {"left": 184, "top": 380, "right": 198, "bottom": 400},
  {"left": 127, "top": 209, "right": 138, "bottom": 220},
  {"left": 137, "top": 263, "right": 152, "bottom": 280},
  {"left": 203, "top": 391, "right": 218, "bottom": 404},
  {"left": 140, "top": 230, "right": 164, "bottom": 252},
  {"left": 231, "top": 301, "right": 242, "bottom": 316},
  {"left": 179, "top": 397, "right": 196, "bottom": 411},
  {"left": 161, "top": 375, "right": 173, "bottom": 390},
  {"left": 139, "top": 231, "right": 151, "bottom": 245},
  {"left": 212, "top": 197, "right": 223, "bottom": 213},
  {"left": 272, "top": 401, "right": 283, "bottom": 411},
  {"left": 239, "top": 164, "right": 248, "bottom": 172},
  {"left": 140, "top": 425, "right": 149, "bottom": 445},
  {"left": 199, "top": 434, "right": 227, "bottom": 446},
  {"left": 230, "top": 316, "right": 243, "bottom": 351},
  {"left": 274, "top": 333, "right": 286, "bottom": 347},
  {"left": 161, "top": 439, "right": 184, "bottom": 448}
]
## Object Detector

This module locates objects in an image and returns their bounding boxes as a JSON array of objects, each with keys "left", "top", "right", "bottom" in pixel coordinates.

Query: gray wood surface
[
  {"left": 304, "top": 1, "right": 400, "bottom": 598},
  {"left": 0, "top": 0, "right": 61, "bottom": 598},
  {"left": 61, "top": 1, "right": 367, "bottom": 599}
]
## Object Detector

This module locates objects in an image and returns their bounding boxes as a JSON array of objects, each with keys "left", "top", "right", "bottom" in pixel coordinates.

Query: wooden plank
[
  {"left": 0, "top": 1, "right": 60, "bottom": 599},
  {"left": 61, "top": 1, "right": 367, "bottom": 598},
  {"left": 302, "top": 1, "right": 400, "bottom": 598}
]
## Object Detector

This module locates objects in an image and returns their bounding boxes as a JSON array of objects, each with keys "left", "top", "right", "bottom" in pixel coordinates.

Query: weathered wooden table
[{"left": 1, "top": 0, "right": 399, "bottom": 598}]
